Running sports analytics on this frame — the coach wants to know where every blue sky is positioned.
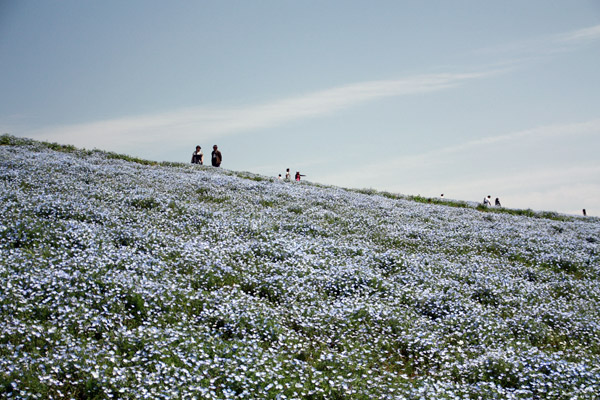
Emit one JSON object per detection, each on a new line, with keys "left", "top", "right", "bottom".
{"left": 1, "top": 1, "right": 600, "bottom": 216}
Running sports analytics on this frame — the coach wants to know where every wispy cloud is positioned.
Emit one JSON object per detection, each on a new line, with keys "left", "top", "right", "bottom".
{"left": 25, "top": 70, "right": 502, "bottom": 153}
{"left": 443, "top": 163, "right": 600, "bottom": 194}
{"left": 556, "top": 24, "right": 600, "bottom": 43}
{"left": 477, "top": 23, "right": 600, "bottom": 59}
{"left": 319, "top": 119, "right": 600, "bottom": 186}
{"left": 417, "top": 118, "right": 600, "bottom": 160}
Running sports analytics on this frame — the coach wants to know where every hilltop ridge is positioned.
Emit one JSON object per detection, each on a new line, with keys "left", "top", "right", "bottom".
{"left": 2, "top": 134, "right": 591, "bottom": 222}
{"left": 1, "top": 135, "right": 600, "bottom": 399}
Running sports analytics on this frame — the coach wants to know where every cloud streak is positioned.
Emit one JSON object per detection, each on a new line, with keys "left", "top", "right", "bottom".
{"left": 319, "top": 119, "right": 600, "bottom": 185}
{"left": 417, "top": 118, "right": 600, "bottom": 160}
{"left": 26, "top": 70, "right": 502, "bottom": 153}
{"left": 476, "top": 23, "right": 600, "bottom": 60}
{"left": 556, "top": 24, "right": 600, "bottom": 43}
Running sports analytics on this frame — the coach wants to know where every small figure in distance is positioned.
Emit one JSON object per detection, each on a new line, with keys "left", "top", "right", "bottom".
{"left": 483, "top": 195, "right": 492, "bottom": 206}
{"left": 295, "top": 171, "right": 306, "bottom": 181}
{"left": 583, "top": 209, "right": 587, "bottom": 217}
{"left": 211, "top": 145, "right": 222, "bottom": 167}
{"left": 495, "top": 197, "right": 501, "bottom": 207}
{"left": 191, "top": 145, "right": 203, "bottom": 165}
{"left": 285, "top": 168, "right": 291, "bottom": 181}
{"left": 278, "top": 174, "right": 282, "bottom": 180}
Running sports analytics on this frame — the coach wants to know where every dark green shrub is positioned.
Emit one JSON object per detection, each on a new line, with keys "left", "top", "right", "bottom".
{"left": 129, "top": 197, "right": 161, "bottom": 210}
{"left": 471, "top": 287, "right": 499, "bottom": 307}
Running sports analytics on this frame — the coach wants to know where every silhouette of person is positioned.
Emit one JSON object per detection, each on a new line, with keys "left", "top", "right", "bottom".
{"left": 483, "top": 195, "right": 492, "bottom": 206}
{"left": 191, "top": 145, "right": 203, "bottom": 165}
{"left": 583, "top": 209, "right": 587, "bottom": 217}
{"left": 495, "top": 198, "right": 501, "bottom": 207}
{"left": 211, "top": 145, "right": 222, "bottom": 167}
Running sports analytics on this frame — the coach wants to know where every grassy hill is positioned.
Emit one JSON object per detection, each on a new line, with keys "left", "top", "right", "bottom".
{"left": 1, "top": 135, "right": 599, "bottom": 399}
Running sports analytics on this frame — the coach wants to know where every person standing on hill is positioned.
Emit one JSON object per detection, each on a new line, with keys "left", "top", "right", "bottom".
{"left": 495, "top": 198, "right": 501, "bottom": 207}
{"left": 191, "top": 145, "right": 203, "bottom": 165}
{"left": 211, "top": 145, "right": 222, "bottom": 167}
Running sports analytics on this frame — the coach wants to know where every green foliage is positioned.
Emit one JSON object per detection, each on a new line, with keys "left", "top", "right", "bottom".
{"left": 1, "top": 134, "right": 78, "bottom": 153}
{"left": 129, "top": 196, "right": 161, "bottom": 210}
{"left": 105, "top": 152, "right": 158, "bottom": 166}
{"left": 191, "top": 268, "right": 240, "bottom": 291}
{"left": 471, "top": 287, "right": 499, "bottom": 307}
{"left": 1, "top": 134, "right": 16, "bottom": 145}
{"left": 259, "top": 199, "right": 276, "bottom": 207}
{"left": 374, "top": 255, "right": 408, "bottom": 278}
{"left": 0, "top": 134, "right": 30, "bottom": 146}
{"left": 288, "top": 206, "right": 303, "bottom": 214}
{"left": 477, "top": 205, "right": 574, "bottom": 222}
{"left": 196, "top": 187, "right": 229, "bottom": 204}
{"left": 167, "top": 200, "right": 186, "bottom": 216}
{"left": 43, "top": 141, "right": 77, "bottom": 153}
{"left": 123, "top": 292, "right": 148, "bottom": 327}
{"left": 245, "top": 175, "right": 266, "bottom": 182}
{"left": 159, "top": 161, "right": 186, "bottom": 168}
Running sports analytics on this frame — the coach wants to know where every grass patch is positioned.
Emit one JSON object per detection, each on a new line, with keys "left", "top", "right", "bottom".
{"left": 105, "top": 152, "right": 159, "bottom": 166}
{"left": 196, "top": 187, "right": 229, "bottom": 204}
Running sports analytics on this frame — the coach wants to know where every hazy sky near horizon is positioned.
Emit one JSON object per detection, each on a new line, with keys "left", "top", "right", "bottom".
{"left": 1, "top": 1, "right": 600, "bottom": 216}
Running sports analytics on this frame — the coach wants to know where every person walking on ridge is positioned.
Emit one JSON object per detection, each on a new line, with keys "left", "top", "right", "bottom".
{"left": 211, "top": 145, "right": 222, "bottom": 167}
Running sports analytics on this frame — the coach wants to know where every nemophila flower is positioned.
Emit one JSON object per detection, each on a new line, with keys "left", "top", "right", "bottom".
{"left": 1, "top": 140, "right": 600, "bottom": 399}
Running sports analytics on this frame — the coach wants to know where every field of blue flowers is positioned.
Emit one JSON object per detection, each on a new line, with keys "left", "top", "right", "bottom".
{"left": 1, "top": 136, "right": 599, "bottom": 399}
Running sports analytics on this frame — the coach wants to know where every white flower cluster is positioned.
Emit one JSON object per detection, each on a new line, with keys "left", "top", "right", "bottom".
{"left": 1, "top": 139, "right": 599, "bottom": 399}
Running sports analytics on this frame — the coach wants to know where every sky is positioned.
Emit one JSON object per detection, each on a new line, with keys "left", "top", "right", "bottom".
{"left": 1, "top": 1, "right": 600, "bottom": 216}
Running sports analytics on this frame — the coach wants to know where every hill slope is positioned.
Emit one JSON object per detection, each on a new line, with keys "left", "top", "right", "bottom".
{"left": 1, "top": 136, "right": 600, "bottom": 399}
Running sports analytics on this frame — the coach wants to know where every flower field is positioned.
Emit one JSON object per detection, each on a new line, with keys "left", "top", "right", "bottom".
{"left": 1, "top": 136, "right": 599, "bottom": 399}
